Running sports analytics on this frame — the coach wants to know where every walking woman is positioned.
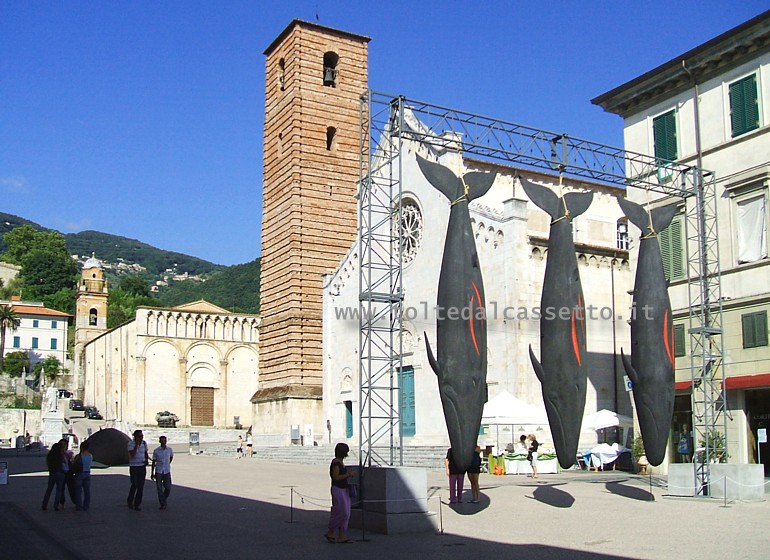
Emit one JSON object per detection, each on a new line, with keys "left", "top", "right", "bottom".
{"left": 41, "top": 442, "right": 66, "bottom": 511}
{"left": 325, "top": 443, "right": 355, "bottom": 544}
{"left": 445, "top": 447, "right": 466, "bottom": 503}
{"left": 527, "top": 434, "right": 540, "bottom": 478}
{"left": 74, "top": 440, "right": 93, "bottom": 511}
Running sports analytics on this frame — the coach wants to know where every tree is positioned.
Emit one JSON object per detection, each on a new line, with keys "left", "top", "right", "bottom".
{"left": 119, "top": 275, "right": 151, "bottom": 297}
{"left": 2, "top": 225, "right": 38, "bottom": 265}
{"left": 4, "top": 350, "right": 30, "bottom": 377}
{"left": 42, "top": 288, "right": 76, "bottom": 315}
{"left": 107, "top": 289, "right": 157, "bottom": 329}
{"left": 19, "top": 250, "right": 79, "bottom": 299}
{"left": 34, "top": 355, "right": 62, "bottom": 385}
{"left": 0, "top": 304, "right": 21, "bottom": 371}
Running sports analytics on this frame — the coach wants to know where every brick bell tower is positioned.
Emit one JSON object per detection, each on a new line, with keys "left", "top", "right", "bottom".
{"left": 73, "top": 254, "right": 109, "bottom": 398}
{"left": 254, "top": 21, "right": 369, "bottom": 443}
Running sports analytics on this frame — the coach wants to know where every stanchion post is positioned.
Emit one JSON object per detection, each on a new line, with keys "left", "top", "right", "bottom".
{"left": 283, "top": 486, "right": 297, "bottom": 523}
{"left": 438, "top": 495, "right": 444, "bottom": 534}
{"left": 648, "top": 472, "right": 653, "bottom": 501}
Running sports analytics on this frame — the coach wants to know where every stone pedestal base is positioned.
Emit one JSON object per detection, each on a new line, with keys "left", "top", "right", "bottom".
{"left": 349, "top": 466, "right": 438, "bottom": 535}
{"left": 41, "top": 415, "right": 65, "bottom": 448}
{"left": 667, "top": 464, "right": 696, "bottom": 496}
{"left": 668, "top": 463, "right": 766, "bottom": 502}
{"left": 709, "top": 464, "right": 765, "bottom": 502}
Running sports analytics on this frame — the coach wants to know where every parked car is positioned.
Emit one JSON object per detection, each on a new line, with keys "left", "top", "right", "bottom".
{"left": 156, "top": 410, "right": 179, "bottom": 428}
{"left": 58, "top": 389, "right": 73, "bottom": 398}
{"left": 69, "top": 399, "right": 85, "bottom": 411}
{"left": 84, "top": 406, "right": 103, "bottom": 420}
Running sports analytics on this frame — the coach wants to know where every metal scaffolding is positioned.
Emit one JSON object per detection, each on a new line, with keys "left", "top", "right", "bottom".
{"left": 357, "top": 91, "right": 723, "bottom": 488}
{"left": 684, "top": 170, "right": 727, "bottom": 495}
{"left": 358, "top": 93, "right": 405, "bottom": 468}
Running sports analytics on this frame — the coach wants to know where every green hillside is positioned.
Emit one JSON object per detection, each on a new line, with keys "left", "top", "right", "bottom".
{"left": 0, "top": 211, "right": 260, "bottom": 314}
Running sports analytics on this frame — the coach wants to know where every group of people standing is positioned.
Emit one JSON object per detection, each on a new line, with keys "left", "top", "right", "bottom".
{"left": 236, "top": 433, "right": 253, "bottom": 458}
{"left": 445, "top": 434, "right": 541, "bottom": 503}
{"left": 41, "top": 438, "right": 92, "bottom": 511}
{"left": 127, "top": 430, "right": 174, "bottom": 511}
{"left": 445, "top": 446, "right": 482, "bottom": 504}
{"left": 42, "top": 429, "right": 174, "bottom": 513}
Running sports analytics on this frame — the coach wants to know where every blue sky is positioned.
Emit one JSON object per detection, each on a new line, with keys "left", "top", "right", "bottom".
{"left": 2, "top": 1, "right": 768, "bottom": 266}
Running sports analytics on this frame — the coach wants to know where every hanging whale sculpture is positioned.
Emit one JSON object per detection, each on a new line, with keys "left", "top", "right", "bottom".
{"left": 520, "top": 177, "right": 593, "bottom": 469}
{"left": 616, "top": 197, "right": 678, "bottom": 466}
{"left": 417, "top": 155, "right": 496, "bottom": 473}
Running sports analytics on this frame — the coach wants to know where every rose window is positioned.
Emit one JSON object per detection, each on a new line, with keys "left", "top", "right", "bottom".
{"left": 394, "top": 199, "right": 423, "bottom": 265}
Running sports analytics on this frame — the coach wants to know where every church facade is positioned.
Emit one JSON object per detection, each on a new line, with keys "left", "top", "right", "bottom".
{"left": 321, "top": 130, "right": 633, "bottom": 449}
{"left": 77, "top": 258, "right": 260, "bottom": 428}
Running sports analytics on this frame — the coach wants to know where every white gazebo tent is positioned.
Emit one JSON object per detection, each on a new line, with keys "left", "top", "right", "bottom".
{"left": 582, "top": 409, "right": 634, "bottom": 447}
{"left": 480, "top": 390, "right": 550, "bottom": 450}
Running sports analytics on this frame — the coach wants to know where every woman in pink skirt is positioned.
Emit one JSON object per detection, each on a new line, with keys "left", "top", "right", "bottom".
{"left": 325, "top": 443, "right": 355, "bottom": 543}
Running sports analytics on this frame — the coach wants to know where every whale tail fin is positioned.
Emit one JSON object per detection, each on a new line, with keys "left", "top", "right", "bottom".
{"left": 563, "top": 191, "right": 593, "bottom": 219}
{"left": 417, "top": 155, "right": 496, "bottom": 202}
{"left": 617, "top": 197, "right": 678, "bottom": 237}
{"left": 424, "top": 332, "right": 440, "bottom": 376}
{"left": 417, "top": 155, "right": 459, "bottom": 201}
{"left": 464, "top": 171, "right": 497, "bottom": 202}
{"left": 521, "top": 177, "right": 593, "bottom": 220}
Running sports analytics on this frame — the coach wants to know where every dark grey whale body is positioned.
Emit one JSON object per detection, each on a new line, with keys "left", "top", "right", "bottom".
{"left": 417, "top": 155, "right": 496, "bottom": 473}
{"left": 521, "top": 178, "right": 593, "bottom": 469}
{"left": 617, "top": 197, "right": 678, "bottom": 466}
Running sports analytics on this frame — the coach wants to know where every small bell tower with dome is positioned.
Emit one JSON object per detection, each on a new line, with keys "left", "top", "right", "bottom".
{"left": 73, "top": 254, "right": 109, "bottom": 397}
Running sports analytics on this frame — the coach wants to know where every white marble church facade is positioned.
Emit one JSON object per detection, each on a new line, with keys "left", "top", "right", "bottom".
{"left": 322, "top": 127, "right": 633, "bottom": 449}
{"left": 83, "top": 300, "right": 259, "bottom": 428}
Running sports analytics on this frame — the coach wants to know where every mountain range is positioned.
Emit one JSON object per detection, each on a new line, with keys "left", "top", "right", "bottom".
{"left": 0, "top": 211, "right": 260, "bottom": 314}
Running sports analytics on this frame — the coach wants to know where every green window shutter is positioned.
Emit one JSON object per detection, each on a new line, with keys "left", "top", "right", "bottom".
{"left": 669, "top": 219, "right": 683, "bottom": 279}
{"left": 659, "top": 225, "right": 672, "bottom": 281}
{"left": 653, "top": 110, "right": 678, "bottom": 162}
{"left": 756, "top": 311, "right": 768, "bottom": 347}
{"left": 742, "top": 311, "right": 769, "bottom": 348}
{"left": 674, "top": 324, "right": 686, "bottom": 357}
{"left": 659, "top": 217, "right": 683, "bottom": 281}
{"left": 730, "top": 74, "right": 760, "bottom": 138}
{"left": 742, "top": 313, "right": 756, "bottom": 348}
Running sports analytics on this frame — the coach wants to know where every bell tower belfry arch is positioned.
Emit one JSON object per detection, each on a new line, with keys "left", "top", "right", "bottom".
{"left": 254, "top": 20, "right": 369, "bottom": 441}
{"left": 73, "top": 254, "right": 109, "bottom": 397}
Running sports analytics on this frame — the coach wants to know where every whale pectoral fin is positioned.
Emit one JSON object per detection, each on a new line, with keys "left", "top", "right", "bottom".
{"left": 651, "top": 204, "right": 678, "bottom": 234}
{"left": 520, "top": 177, "right": 560, "bottom": 218}
{"left": 620, "top": 348, "right": 640, "bottom": 386}
{"left": 424, "top": 332, "right": 440, "bottom": 376}
{"left": 528, "top": 345, "right": 545, "bottom": 384}
{"left": 563, "top": 191, "right": 594, "bottom": 218}
{"left": 416, "top": 155, "right": 459, "bottom": 201}
{"left": 464, "top": 171, "right": 497, "bottom": 201}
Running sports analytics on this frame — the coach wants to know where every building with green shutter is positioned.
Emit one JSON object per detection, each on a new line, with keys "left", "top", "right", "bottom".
{"left": 593, "top": 10, "right": 770, "bottom": 476}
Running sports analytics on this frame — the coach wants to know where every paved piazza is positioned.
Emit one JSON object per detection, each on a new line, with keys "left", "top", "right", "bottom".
{"left": 0, "top": 451, "right": 766, "bottom": 559}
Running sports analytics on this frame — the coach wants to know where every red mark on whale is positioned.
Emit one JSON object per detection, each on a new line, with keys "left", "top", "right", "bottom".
{"left": 468, "top": 281, "right": 484, "bottom": 356}
{"left": 662, "top": 310, "right": 674, "bottom": 366}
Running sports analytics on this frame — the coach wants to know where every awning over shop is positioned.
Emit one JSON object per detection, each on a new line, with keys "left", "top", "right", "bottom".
{"left": 675, "top": 380, "right": 692, "bottom": 391}
{"left": 724, "top": 373, "right": 770, "bottom": 390}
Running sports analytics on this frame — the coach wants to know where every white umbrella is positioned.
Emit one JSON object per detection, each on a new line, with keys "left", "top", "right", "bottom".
{"left": 582, "top": 409, "right": 633, "bottom": 431}
{"left": 481, "top": 390, "right": 549, "bottom": 449}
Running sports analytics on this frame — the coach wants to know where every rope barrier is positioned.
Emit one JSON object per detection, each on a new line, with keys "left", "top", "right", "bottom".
{"left": 288, "top": 488, "right": 445, "bottom": 535}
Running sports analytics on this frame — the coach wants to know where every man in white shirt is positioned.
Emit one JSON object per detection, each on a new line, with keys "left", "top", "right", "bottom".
{"left": 151, "top": 435, "right": 174, "bottom": 510}
{"left": 127, "top": 430, "right": 149, "bottom": 511}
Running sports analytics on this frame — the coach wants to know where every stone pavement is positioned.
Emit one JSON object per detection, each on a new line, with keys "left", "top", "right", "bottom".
{"left": 0, "top": 451, "right": 767, "bottom": 560}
